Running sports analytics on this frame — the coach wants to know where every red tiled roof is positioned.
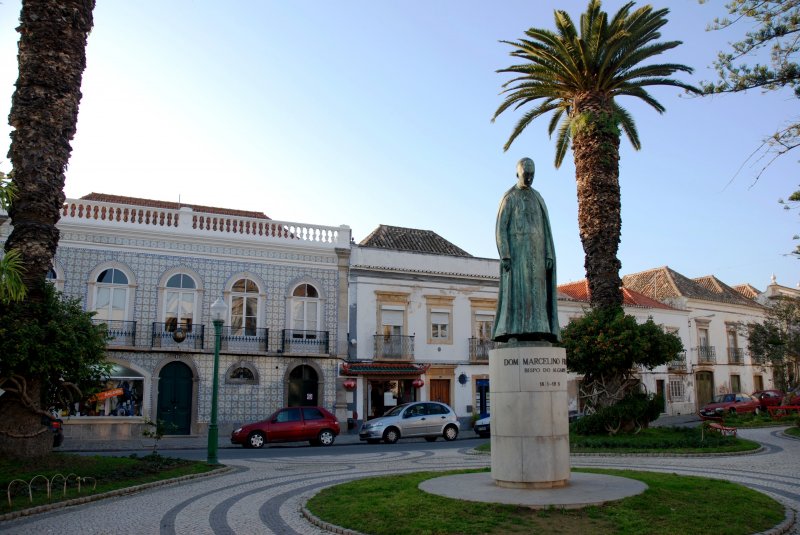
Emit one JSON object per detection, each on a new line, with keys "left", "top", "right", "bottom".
{"left": 341, "top": 363, "right": 430, "bottom": 376}
{"left": 732, "top": 283, "right": 761, "bottom": 300}
{"left": 80, "top": 193, "right": 270, "bottom": 220}
{"left": 557, "top": 279, "right": 677, "bottom": 310}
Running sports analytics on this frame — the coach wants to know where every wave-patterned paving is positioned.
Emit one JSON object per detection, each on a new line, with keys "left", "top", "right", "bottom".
{"left": 0, "top": 428, "right": 797, "bottom": 534}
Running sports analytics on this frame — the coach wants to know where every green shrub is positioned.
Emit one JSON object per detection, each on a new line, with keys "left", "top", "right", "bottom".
{"left": 572, "top": 392, "right": 664, "bottom": 435}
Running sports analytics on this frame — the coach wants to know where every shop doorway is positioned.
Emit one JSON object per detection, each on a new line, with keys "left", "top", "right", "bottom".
{"left": 430, "top": 379, "right": 450, "bottom": 406}
{"left": 157, "top": 361, "right": 193, "bottom": 435}
{"left": 288, "top": 365, "right": 319, "bottom": 407}
{"left": 696, "top": 371, "right": 714, "bottom": 409}
{"left": 366, "top": 379, "right": 417, "bottom": 419}
{"left": 475, "top": 379, "right": 490, "bottom": 418}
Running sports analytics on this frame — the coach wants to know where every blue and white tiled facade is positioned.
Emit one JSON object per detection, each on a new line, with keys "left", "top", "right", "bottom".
{"left": 1, "top": 197, "right": 351, "bottom": 448}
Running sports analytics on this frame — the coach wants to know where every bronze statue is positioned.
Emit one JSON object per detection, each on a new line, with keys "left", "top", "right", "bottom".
{"left": 492, "top": 157, "right": 560, "bottom": 343}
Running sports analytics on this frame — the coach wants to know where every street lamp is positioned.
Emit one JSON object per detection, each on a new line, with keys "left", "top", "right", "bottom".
{"left": 207, "top": 297, "right": 226, "bottom": 465}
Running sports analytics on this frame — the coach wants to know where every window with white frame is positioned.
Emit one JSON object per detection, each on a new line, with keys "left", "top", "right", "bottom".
{"left": 94, "top": 268, "right": 130, "bottom": 322}
{"left": 425, "top": 295, "right": 454, "bottom": 344}
{"left": 291, "top": 283, "right": 319, "bottom": 339}
{"left": 430, "top": 310, "right": 450, "bottom": 341}
{"left": 164, "top": 273, "right": 197, "bottom": 331}
{"left": 668, "top": 377, "right": 685, "bottom": 401}
{"left": 381, "top": 308, "right": 404, "bottom": 337}
{"left": 475, "top": 312, "right": 494, "bottom": 341}
{"left": 231, "top": 278, "right": 259, "bottom": 336}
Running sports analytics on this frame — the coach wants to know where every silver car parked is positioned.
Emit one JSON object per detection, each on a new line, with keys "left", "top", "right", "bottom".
{"left": 359, "top": 401, "right": 460, "bottom": 444}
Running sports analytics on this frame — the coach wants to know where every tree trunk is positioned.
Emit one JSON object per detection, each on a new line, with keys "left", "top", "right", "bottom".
{"left": 570, "top": 94, "right": 623, "bottom": 311}
{"left": 0, "top": 379, "right": 52, "bottom": 458}
{"left": 1, "top": 0, "right": 95, "bottom": 458}
{"left": 4, "top": 0, "right": 95, "bottom": 301}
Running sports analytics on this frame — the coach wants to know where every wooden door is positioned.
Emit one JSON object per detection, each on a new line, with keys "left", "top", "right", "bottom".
{"left": 696, "top": 371, "right": 714, "bottom": 409}
{"left": 157, "top": 361, "right": 193, "bottom": 435}
{"left": 430, "top": 379, "right": 450, "bottom": 405}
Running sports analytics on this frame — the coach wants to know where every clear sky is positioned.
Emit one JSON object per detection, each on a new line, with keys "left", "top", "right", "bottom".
{"left": 0, "top": 1, "right": 797, "bottom": 291}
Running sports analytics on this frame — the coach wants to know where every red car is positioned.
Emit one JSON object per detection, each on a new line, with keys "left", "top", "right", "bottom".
{"left": 699, "top": 393, "right": 761, "bottom": 417}
{"left": 752, "top": 390, "right": 784, "bottom": 411}
{"left": 231, "top": 406, "right": 340, "bottom": 448}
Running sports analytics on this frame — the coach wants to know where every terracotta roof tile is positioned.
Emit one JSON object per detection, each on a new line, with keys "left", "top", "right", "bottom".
{"left": 80, "top": 193, "right": 270, "bottom": 219}
{"left": 622, "top": 266, "right": 762, "bottom": 307}
{"left": 557, "top": 279, "right": 677, "bottom": 310}
{"left": 733, "top": 283, "right": 761, "bottom": 300}
{"left": 359, "top": 225, "right": 472, "bottom": 257}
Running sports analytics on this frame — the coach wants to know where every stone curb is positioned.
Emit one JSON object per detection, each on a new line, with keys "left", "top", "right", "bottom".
{"left": 754, "top": 507, "right": 797, "bottom": 535}
{"left": 0, "top": 465, "right": 233, "bottom": 523}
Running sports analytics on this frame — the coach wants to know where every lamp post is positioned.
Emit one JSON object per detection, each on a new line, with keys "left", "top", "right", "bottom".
{"left": 208, "top": 297, "right": 226, "bottom": 465}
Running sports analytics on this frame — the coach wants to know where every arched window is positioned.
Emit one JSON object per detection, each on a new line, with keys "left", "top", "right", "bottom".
{"left": 165, "top": 273, "right": 197, "bottom": 331}
{"left": 231, "top": 278, "right": 259, "bottom": 336}
{"left": 94, "top": 268, "right": 130, "bottom": 321}
{"left": 225, "top": 362, "right": 259, "bottom": 385}
{"left": 291, "top": 283, "right": 320, "bottom": 338}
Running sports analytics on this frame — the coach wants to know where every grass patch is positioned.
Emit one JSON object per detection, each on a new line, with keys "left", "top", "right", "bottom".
{"left": 0, "top": 453, "right": 219, "bottom": 514}
{"left": 569, "top": 427, "right": 759, "bottom": 453}
{"left": 786, "top": 426, "right": 800, "bottom": 438}
{"left": 474, "top": 427, "right": 759, "bottom": 454}
{"left": 307, "top": 468, "right": 784, "bottom": 535}
{"left": 719, "top": 411, "right": 791, "bottom": 428}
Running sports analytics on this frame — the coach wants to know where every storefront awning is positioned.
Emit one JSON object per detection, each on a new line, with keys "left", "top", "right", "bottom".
{"left": 341, "top": 362, "right": 430, "bottom": 376}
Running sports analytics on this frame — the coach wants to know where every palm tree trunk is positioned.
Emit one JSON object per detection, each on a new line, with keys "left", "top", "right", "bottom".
{"left": 4, "top": 0, "right": 95, "bottom": 298}
{"left": 571, "top": 96, "right": 623, "bottom": 311}
{"left": 1, "top": 0, "right": 95, "bottom": 457}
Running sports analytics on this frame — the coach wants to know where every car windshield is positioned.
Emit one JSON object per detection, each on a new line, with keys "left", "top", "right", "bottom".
{"left": 383, "top": 404, "right": 409, "bottom": 417}
{"left": 711, "top": 395, "right": 729, "bottom": 403}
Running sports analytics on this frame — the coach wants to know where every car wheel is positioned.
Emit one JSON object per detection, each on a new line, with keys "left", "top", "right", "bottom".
{"left": 318, "top": 429, "right": 335, "bottom": 446}
{"left": 248, "top": 431, "right": 266, "bottom": 449}
{"left": 729, "top": 408, "right": 737, "bottom": 415}
{"left": 383, "top": 427, "right": 400, "bottom": 444}
{"left": 424, "top": 436, "right": 437, "bottom": 442}
{"left": 443, "top": 425, "right": 458, "bottom": 441}
{"left": 754, "top": 407, "right": 761, "bottom": 415}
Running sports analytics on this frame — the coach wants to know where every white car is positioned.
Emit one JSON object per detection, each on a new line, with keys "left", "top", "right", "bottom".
{"left": 474, "top": 415, "right": 490, "bottom": 438}
{"left": 359, "top": 401, "right": 460, "bottom": 444}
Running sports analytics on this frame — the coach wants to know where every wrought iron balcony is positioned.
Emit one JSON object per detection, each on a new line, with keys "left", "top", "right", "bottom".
{"left": 151, "top": 322, "right": 205, "bottom": 350}
{"left": 281, "top": 329, "right": 330, "bottom": 354}
{"left": 373, "top": 334, "right": 414, "bottom": 360}
{"left": 667, "top": 350, "right": 687, "bottom": 373}
{"left": 696, "top": 345, "right": 716, "bottom": 365}
{"left": 469, "top": 338, "right": 495, "bottom": 362}
{"left": 219, "top": 327, "right": 268, "bottom": 353}
{"left": 92, "top": 320, "right": 137, "bottom": 347}
{"left": 727, "top": 347, "right": 746, "bottom": 365}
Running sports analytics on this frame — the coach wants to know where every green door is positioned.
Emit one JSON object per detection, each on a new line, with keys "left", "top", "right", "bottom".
{"left": 696, "top": 371, "right": 714, "bottom": 410}
{"left": 288, "top": 365, "right": 318, "bottom": 407}
{"left": 157, "top": 361, "right": 193, "bottom": 435}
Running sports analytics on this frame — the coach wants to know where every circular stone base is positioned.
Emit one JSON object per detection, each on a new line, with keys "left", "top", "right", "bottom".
{"left": 419, "top": 472, "right": 647, "bottom": 509}
{"left": 495, "top": 478, "right": 568, "bottom": 489}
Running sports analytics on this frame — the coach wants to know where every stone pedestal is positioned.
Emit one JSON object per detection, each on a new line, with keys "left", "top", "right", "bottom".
{"left": 489, "top": 344, "right": 569, "bottom": 489}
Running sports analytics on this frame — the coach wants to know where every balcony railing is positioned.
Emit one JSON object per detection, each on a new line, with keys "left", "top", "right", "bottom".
{"left": 374, "top": 334, "right": 414, "bottom": 360}
{"left": 220, "top": 327, "right": 268, "bottom": 353}
{"left": 281, "top": 329, "right": 330, "bottom": 354}
{"left": 752, "top": 354, "right": 767, "bottom": 365}
{"left": 151, "top": 322, "right": 205, "bottom": 350}
{"left": 469, "top": 338, "right": 495, "bottom": 362}
{"left": 696, "top": 345, "right": 716, "bottom": 365}
{"left": 667, "top": 350, "right": 687, "bottom": 373}
{"left": 727, "top": 347, "right": 746, "bottom": 365}
{"left": 92, "top": 319, "right": 137, "bottom": 346}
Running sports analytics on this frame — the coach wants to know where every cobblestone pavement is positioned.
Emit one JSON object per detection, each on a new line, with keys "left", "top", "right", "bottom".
{"left": 1, "top": 427, "right": 797, "bottom": 534}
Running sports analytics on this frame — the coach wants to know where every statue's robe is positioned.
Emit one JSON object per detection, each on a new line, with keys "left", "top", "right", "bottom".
{"left": 492, "top": 185, "right": 560, "bottom": 343}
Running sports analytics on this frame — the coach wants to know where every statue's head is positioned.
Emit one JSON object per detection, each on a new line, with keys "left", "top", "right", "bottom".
{"left": 516, "top": 158, "right": 534, "bottom": 188}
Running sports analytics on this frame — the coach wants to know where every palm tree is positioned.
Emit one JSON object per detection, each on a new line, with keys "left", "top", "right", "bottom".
{"left": 0, "top": 173, "right": 26, "bottom": 304}
{"left": 1, "top": 0, "right": 95, "bottom": 458}
{"left": 493, "top": 0, "right": 697, "bottom": 310}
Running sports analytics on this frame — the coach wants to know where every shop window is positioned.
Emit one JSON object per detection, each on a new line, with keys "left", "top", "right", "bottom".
{"left": 70, "top": 364, "right": 144, "bottom": 417}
